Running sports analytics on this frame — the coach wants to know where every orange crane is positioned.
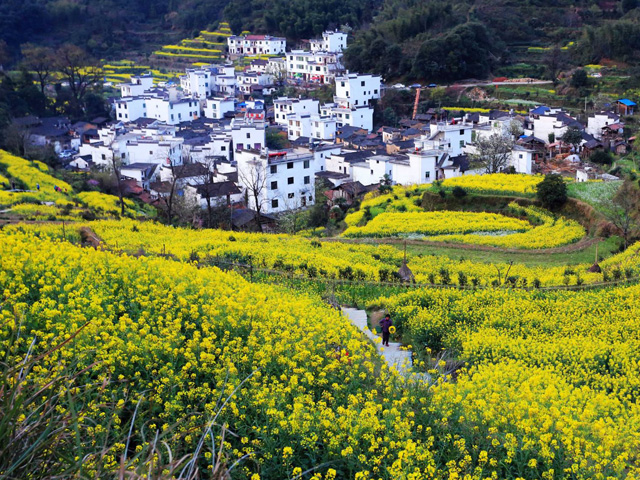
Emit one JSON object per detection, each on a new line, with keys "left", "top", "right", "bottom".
{"left": 412, "top": 87, "right": 421, "bottom": 120}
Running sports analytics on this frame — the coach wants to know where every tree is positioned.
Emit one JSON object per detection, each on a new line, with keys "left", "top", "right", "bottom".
{"left": 0, "top": 40, "right": 10, "bottom": 70}
{"left": 21, "top": 44, "right": 55, "bottom": 96}
{"left": 108, "top": 143, "right": 127, "bottom": 217}
{"left": 54, "top": 44, "right": 102, "bottom": 108}
{"left": 192, "top": 156, "right": 235, "bottom": 229}
{"left": 471, "top": 133, "right": 514, "bottom": 174}
{"left": 1, "top": 122, "right": 31, "bottom": 157}
{"left": 571, "top": 69, "right": 588, "bottom": 89}
{"left": 507, "top": 119, "right": 524, "bottom": 139}
{"left": 266, "top": 128, "right": 288, "bottom": 149}
{"left": 536, "top": 173, "right": 567, "bottom": 210}
{"left": 543, "top": 45, "right": 566, "bottom": 85}
{"left": 603, "top": 180, "right": 640, "bottom": 248}
{"left": 590, "top": 150, "right": 614, "bottom": 165}
{"left": 237, "top": 157, "right": 268, "bottom": 232}
{"left": 382, "top": 107, "right": 397, "bottom": 127}
{"left": 561, "top": 126, "right": 583, "bottom": 153}
{"left": 379, "top": 173, "right": 392, "bottom": 193}
{"left": 623, "top": 0, "right": 638, "bottom": 13}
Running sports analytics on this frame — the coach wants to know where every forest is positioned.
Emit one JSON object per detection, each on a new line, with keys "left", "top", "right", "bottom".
{"left": 3, "top": 0, "right": 640, "bottom": 82}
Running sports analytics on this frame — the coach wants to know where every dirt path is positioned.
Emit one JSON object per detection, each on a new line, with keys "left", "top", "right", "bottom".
{"left": 342, "top": 307, "right": 418, "bottom": 376}
{"left": 323, "top": 236, "right": 601, "bottom": 255}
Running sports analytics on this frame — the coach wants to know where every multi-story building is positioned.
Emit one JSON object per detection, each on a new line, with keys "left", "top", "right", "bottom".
{"left": 203, "top": 97, "right": 236, "bottom": 120}
{"left": 320, "top": 104, "right": 374, "bottom": 132}
{"left": 236, "top": 71, "right": 274, "bottom": 95}
{"left": 286, "top": 50, "right": 343, "bottom": 84}
{"left": 119, "top": 74, "right": 154, "bottom": 98}
{"left": 231, "top": 118, "right": 266, "bottom": 152}
{"left": 273, "top": 97, "right": 320, "bottom": 125}
{"left": 309, "top": 31, "right": 348, "bottom": 53}
{"left": 228, "top": 35, "right": 286, "bottom": 55}
{"left": 334, "top": 73, "right": 381, "bottom": 108}
{"left": 115, "top": 89, "right": 200, "bottom": 125}
{"left": 286, "top": 114, "right": 336, "bottom": 141}
{"left": 236, "top": 148, "right": 316, "bottom": 213}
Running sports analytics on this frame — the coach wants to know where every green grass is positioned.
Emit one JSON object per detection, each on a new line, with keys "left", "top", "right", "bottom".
{"left": 567, "top": 181, "right": 622, "bottom": 209}
{"left": 397, "top": 235, "right": 622, "bottom": 268}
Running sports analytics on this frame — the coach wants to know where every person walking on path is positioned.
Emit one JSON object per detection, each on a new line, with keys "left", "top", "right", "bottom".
{"left": 380, "top": 314, "right": 393, "bottom": 347}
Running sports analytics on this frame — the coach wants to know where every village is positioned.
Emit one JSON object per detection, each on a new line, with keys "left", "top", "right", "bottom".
{"left": 8, "top": 30, "right": 633, "bottom": 227}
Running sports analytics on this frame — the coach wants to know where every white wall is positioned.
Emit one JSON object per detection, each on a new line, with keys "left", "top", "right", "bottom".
{"left": 335, "top": 74, "right": 381, "bottom": 108}
{"left": 274, "top": 98, "right": 320, "bottom": 125}
{"left": 203, "top": 98, "right": 235, "bottom": 120}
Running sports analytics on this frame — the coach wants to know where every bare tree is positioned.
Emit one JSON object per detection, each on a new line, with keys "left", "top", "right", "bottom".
{"left": 107, "top": 143, "right": 127, "bottom": 217}
{"left": 471, "top": 133, "right": 514, "bottom": 174}
{"left": 1, "top": 123, "right": 32, "bottom": 157}
{"left": 277, "top": 196, "right": 306, "bottom": 234}
{"left": 543, "top": 45, "right": 566, "bottom": 86}
{"left": 193, "top": 156, "right": 235, "bottom": 228}
{"left": 0, "top": 40, "right": 10, "bottom": 71}
{"left": 237, "top": 157, "right": 268, "bottom": 232}
{"left": 54, "top": 44, "right": 103, "bottom": 106}
{"left": 21, "top": 44, "right": 55, "bottom": 96}
{"left": 603, "top": 180, "right": 640, "bottom": 249}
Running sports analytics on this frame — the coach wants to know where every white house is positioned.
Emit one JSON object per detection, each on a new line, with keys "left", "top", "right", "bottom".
{"left": 428, "top": 122, "right": 473, "bottom": 157}
{"left": 228, "top": 35, "right": 286, "bottom": 55}
{"left": 120, "top": 163, "right": 158, "bottom": 188}
{"left": 320, "top": 104, "right": 374, "bottom": 132}
{"left": 231, "top": 119, "right": 266, "bottom": 152}
{"left": 115, "top": 89, "right": 200, "bottom": 125}
{"left": 510, "top": 146, "right": 534, "bottom": 174}
{"left": 334, "top": 73, "right": 381, "bottom": 108}
{"left": 530, "top": 111, "right": 582, "bottom": 143}
{"left": 236, "top": 72, "right": 274, "bottom": 95}
{"left": 586, "top": 111, "right": 621, "bottom": 140}
{"left": 203, "top": 97, "right": 235, "bottom": 120}
{"left": 120, "top": 74, "right": 154, "bottom": 97}
{"left": 286, "top": 114, "right": 337, "bottom": 141}
{"left": 310, "top": 31, "right": 348, "bottom": 53}
{"left": 286, "top": 50, "right": 343, "bottom": 84}
{"left": 273, "top": 97, "right": 320, "bottom": 125}
{"left": 236, "top": 149, "right": 316, "bottom": 213}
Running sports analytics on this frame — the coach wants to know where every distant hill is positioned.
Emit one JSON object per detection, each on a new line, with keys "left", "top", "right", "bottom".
{"left": 3, "top": 0, "right": 640, "bottom": 83}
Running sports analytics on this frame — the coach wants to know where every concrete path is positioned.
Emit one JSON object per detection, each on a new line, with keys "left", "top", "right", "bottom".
{"left": 342, "top": 307, "right": 413, "bottom": 375}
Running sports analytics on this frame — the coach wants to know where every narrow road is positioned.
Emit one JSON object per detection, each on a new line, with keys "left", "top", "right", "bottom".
{"left": 342, "top": 307, "right": 413, "bottom": 375}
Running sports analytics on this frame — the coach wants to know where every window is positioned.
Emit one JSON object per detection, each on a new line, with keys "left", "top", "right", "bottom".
{"left": 370, "top": 169, "right": 373, "bottom": 175}
{"left": 272, "top": 199, "right": 279, "bottom": 208}
{"left": 303, "top": 160, "right": 310, "bottom": 168}
{"left": 101, "top": 154, "right": 106, "bottom": 160}
{"left": 288, "top": 193, "right": 294, "bottom": 199}
{"left": 271, "top": 181, "right": 278, "bottom": 190}
{"left": 270, "top": 165, "right": 277, "bottom": 174}
{"left": 288, "top": 177, "right": 294, "bottom": 184}
{"left": 178, "top": 113, "right": 182, "bottom": 119}
{"left": 171, "top": 114, "right": 174, "bottom": 120}
{"left": 460, "top": 129, "right": 465, "bottom": 135}
{"left": 309, "top": 195, "right": 313, "bottom": 201}
{"left": 425, "top": 171, "right": 430, "bottom": 179}
{"left": 374, "top": 89, "right": 378, "bottom": 94}
{"left": 519, "top": 154, "right": 523, "bottom": 159}
{"left": 361, "top": 80, "right": 365, "bottom": 86}
{"left": 459, "top": 140, "right": 464, "bottom": 148}
{"left": 121, "top": 153, "right": 125, "bottom": 159}
{"left": 287, "top": 162, "right": 293, "bottom": 169}
{"left": 149, "top": 151, "right": 153, "bottom": 155}
{"left": 304, "top": 176, "right": 310, "bottom": 184}
{"left": 221, "top": 146, "right": 226, "bottom": 151}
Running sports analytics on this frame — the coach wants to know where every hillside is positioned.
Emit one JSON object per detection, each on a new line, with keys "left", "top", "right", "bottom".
{"left": 4, "top": 0, "right": 640, "bottom": 77}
